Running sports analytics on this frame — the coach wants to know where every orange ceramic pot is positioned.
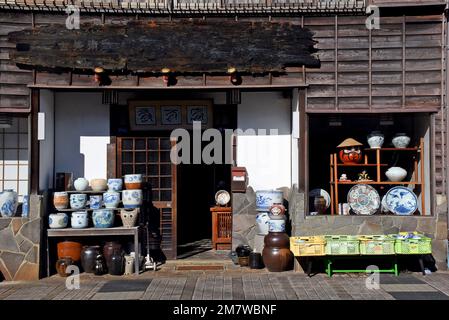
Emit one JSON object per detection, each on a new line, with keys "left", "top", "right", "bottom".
{"left": 125, "top": 182, "right": 142, "bottom": 190}
{"left": 53, "top": 192, "right": 69, "bottom": 210}
{"left": 57, "top": 241, "right": 82, "bottom": 262}
{"left": 338, "top": 147, "right": 362, "bottom": 164}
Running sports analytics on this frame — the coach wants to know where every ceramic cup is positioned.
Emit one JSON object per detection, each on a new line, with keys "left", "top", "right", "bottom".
{"left": 70, "top": 193, "right": 87, "bottom": 209}
{"left": 107, "top": 179, "right": 123, "bottom": 192}
{"left": 89, "top": 195, "right": 102, "bottom": 209}
{"left": 122, "top": 189, "right": 143, "bottom": 209}
{"left": 103, "top": 191, "right": 120, "bottom": 209}
{"left": 71, "top": 211, "right": 88, "bottom": 229}
{"left": 49, "top": 213, "right": 69, "bottom": 229}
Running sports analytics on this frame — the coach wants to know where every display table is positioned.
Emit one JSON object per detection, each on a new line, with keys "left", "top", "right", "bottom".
{"left": 47, "top": 227, "right": 140, "bottom": 276}
{"left": 324, "top": 255, "right": 399, "bottom": 277}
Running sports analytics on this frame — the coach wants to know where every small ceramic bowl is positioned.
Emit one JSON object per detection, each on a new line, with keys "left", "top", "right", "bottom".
{"left": 49, "top": 213, "right": 69, "bottom": 229}
{"left": 90, "top": 179, "right": 107, "bottom": 192}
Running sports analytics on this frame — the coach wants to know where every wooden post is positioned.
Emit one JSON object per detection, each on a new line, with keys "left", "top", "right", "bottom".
{"left": 420, "top": 138, "right": 426, "bottom": 215}
{"left": 29, "top": 89, "right": 40, "bottom": 195}
{"left": 333, "top": 153, "right": 339, "bottom": 215}
{"left": 376, "top": 149, "right": 381, "bottom": 182}
{"left": 330, "top": 154, "right": 334, "bottom": 215}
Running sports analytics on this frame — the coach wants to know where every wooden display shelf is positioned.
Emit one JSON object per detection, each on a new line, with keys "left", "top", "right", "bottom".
{"left": 329, "top": 137, "right": 425, "bottom": 216}
{"left": 56, "top": 207, "right": 124, "bottom": 212}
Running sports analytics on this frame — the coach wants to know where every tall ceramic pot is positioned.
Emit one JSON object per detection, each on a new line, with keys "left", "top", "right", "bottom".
{"left": 81, "top": 245, "right": 101, "bottom": 273}
{"left": 108, "top": 249, "right": 125, "bottom": 276}
{"left": 103, "top": 241, "right": 122, "bottom": 270}
{"left": 262, "top": 232, "right": 293, "bottom": 272}
{"left": 0, "top": 189, "right": 18, "bottom": 217}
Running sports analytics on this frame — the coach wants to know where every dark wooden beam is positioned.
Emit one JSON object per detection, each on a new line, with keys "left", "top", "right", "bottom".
{"left": 8, "top": 20, "right": 320, "bottom": 74}
{"left": 30, "top": 89, "right": 39, "bottom": 195}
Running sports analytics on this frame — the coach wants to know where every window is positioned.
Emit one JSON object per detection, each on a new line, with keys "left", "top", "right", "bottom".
{"left": 0, "top": 117, "right": 29, "bottom": 202}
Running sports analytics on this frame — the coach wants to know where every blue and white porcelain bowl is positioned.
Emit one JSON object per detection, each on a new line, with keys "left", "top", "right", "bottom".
{"left": 0, "top": 189, "right": 18, "bottom": 217}
{"left": 385, "top": 186, "right": 418, "bottom": 216}
{"left": 92, "top": 209, "right": 115, "bottom": 228}
{"left": 103, "top": 191, "right": 120, "bottom": 209}
{"left": 49, "top": 213, "right": 68, "bottom": 229}
{"left": 122, "top": 190, "right": 143, "bottom": 208}
{"left": 255, "top": 190, "right": 283, "bottom": 211}
{"left": 89, "top": 195, "right": 102, "bottom": 209}
{"left": 71, "top": 211, "right": 88, "bottom": 229}
{"left": 367, "top": 131, "right": 384, "bottom": 149}
{"left": 268, "top": 219, "right": 286, "bottom": 233}
{"left": 70, "top": 193, "right": 87, "bottom": 209}
{"left": 392, "top": 133, "right": 411, "bottom": 148}
{"left": 107, "top": 179, "right": 123, "bottom": 192}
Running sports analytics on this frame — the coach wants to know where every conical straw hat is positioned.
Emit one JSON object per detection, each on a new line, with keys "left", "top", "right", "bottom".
{"left": 337, "top": 138, "right": 363, "bottom": 148}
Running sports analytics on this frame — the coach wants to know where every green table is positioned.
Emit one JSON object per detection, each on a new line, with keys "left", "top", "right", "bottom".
{"left": 324, "top": 255, "right": 399, "bottom": 277}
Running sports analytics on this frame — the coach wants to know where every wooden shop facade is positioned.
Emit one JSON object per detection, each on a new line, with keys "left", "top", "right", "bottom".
{"left": 0, "top": 0, "right": 448, "bottom": 280}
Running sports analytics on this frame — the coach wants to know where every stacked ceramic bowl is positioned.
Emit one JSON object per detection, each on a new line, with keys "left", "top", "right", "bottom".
{"left": 122, "top": 174, "right": 143, "bottom": 209}
{"left": 255, "top": 190, "right": 286, "bottom": 234}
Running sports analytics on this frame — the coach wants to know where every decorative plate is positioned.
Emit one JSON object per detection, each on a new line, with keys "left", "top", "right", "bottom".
{"left": 215, "top": 190, "right": 230, "bottom": 206}
{"left": 347, "top": 184, "right": 380, "bottom": 215}
{"left": 309, "top": 189, "right": 331, "bottom": 209}
{"left": 385, "top": 187, "right": 418, "bottom": 216}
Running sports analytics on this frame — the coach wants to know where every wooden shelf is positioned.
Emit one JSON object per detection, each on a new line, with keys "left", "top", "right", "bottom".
{"left": 364, "top": 147, "right": 419, "bottom": 151}
{"left": 336, "top": 163, "right": 388, "bottom": 167}
{"left": 331, "top": 181, "right": 421, "bottom": 185}
{"left": 56, "top": 207, "right": 124, "bottom": 212}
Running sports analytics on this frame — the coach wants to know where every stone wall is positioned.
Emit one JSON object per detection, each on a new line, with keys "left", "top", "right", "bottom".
{"left": 289, "top": 188, "right": 448, "bottom": 270}
{"left": 0, "top": 195, "right": 43, "bottom": 281}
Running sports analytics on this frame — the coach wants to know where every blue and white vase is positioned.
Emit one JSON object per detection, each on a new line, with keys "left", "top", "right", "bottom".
{"left": 21, "top": 195, "right": 29, "bottom": 218}
{"left": 89, "top": 195, "right": 102, "bottom": 209}
{"left": 103, "top": 191, "right": 120, "bottom": 209}
{"left": 0, "top": 189, "right": 18, "bottom": 217}
{"left": 71, "top": 211, "right": 88, "bottom": 229}
{"left": 122, "top": 190, "right": 143, "bottom": 209}
{"left": 70, "top": 194, "right": 87, "bottom": 209}
{"left": 107, "top": 179, "right": 123, "bottom": 192}
{"left": 255, "top": 190, "right": 283, "bottom": 211}
{"left": 268, "top": 219, "right": 286, "bottom": 233}
{"left": 92, "top": 209, "right": 115, "bottom": 228}
{"left": 255, "top": 212, "right": 270, "bottom": 235}
{"left": 49, "top": 213, "right": 68, "bottom": 229}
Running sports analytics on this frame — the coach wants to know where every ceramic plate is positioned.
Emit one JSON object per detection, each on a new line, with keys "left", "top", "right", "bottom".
{"left": 347, "top": 184, "right": 380, "bottom": 215}
{"left": 309, "top": 189, "right": 331, "bottom": 209}
{"left": 385, "top": 187, "right": 418, "bottom": 216}
{"left": 215, "top": 190, "right": 230, "bottom": 206}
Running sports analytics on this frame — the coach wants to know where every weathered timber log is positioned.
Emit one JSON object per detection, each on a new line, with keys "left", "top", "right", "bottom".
{"left": 7, "top": 20, "right": 320, "bottom": 74}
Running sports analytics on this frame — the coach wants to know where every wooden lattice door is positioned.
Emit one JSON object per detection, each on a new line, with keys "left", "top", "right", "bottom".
{"left": 117, "top": 137, "right": 177, "bottom": 259}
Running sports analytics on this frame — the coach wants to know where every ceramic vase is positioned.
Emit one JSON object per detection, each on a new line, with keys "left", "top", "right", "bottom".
{"left": 71, "top": 211, "right": 88, "bottom": 228}
{"left": 92, "top": 209, "right": 115, "bottom": 228}
{"left": 49, "top": 213, "right": 68, "bottom": 229}
{"left": 57, "top": 241, "right": 82, "bottom": 262}
{"left": 81, "top": 246, "right": 101, "bottom": 273}
{"left": 56, "top": 257, "right": 73, "bottom": 277}
{"left": 124, "top": 174, "right": 143, "bottom": 190}
{"left": 70, "top": 194, "right": 87, "bottom": 209}
{"left": 255, "top": 212, "right": 270, "bottom": 235}
{"left": 120, "top": 208, "right": 139, "bottom": 228}
{"left": 367, "top": 131, "right": 384, "bottom": 148}
{"left": 385, "top": 167, "right": 407, "bottom": 182}
{"left": 255, "top": 190, "right": 283, "bottom": 211}
{"left": 0, "top": 189, "right": 18, "bottom": 217}
{"left": 74, "top": 178, "right": 89, "bottom": 191}
{"left": 94, "top": 255, "right": 107, "bottom": 275}
{"left": 107, "top": 179, "right": 123, "bottom": 192}
{"left": 103, "top": 241, "right": 122, "bottom": 270}
{"left": 262, "top": 232, "right": 294, "bottom": 272}
{"left": 249, "top": 252, "right": 265, "bottom": 269}
{"left": 53, "top": 192, "right": 69, "bottom": 210}
{"left": 122, "top": 190, "right": 143, "bottom": 209}
{"left": 392, "top": 133, "right": 411, "bottom": 148}
{"left": 108, "top": 249, "right": 125, "bottom": 275}
{"left": 103, "top": 191, "right": 120, "bottom": 209}
{"left": 90, "top": 179, "right": 107, "bottom": 192}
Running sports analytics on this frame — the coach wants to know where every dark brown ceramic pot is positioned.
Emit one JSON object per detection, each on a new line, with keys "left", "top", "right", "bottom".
{"left": 262, "top": 232, "right": 294, "bottom": 272}
{"left": 81, "top": 245, "right": 101, "bottom": 273}
{"left": 103, "top": 241, "right": 122, "bottom": 270}
{"left": 108, "top": 249, "right": 125, "bottom": 276}
{"left": 56, "top": 257, "right": 73, "bottom": 277}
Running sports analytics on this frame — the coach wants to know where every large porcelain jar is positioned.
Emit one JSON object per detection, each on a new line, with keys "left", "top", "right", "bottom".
{"left": 0, "top": 189, "right": 18, "bottom": 217}
{"left": 392, "top": 133, "right": 411, "bottom": 148}
{"left": 107, "top": 179, "right": 123, "bottom": 192}
{"left": 103, "top": 191, "right": 120, "bottom": 209}
{"left": 49, "top": 213, "right": 68, "bottom": 229}
{"left": 255, "top": 190, "right": 283, "bottom": 211}
{"left": 367, "top": 131, "right": 384, "bottom": 149}
{"left": 92, "top": 209, "right": 115, "bottom": 228}
{"left": 71, "top": 211, "right": 88, "bottom": 228}
{"left": 262, "top": 232, "right": 294, "bottom": 272}
{"left": 74, "top": 178, "right": 89, "bottom": 191}
{"left": 81, "top": 246, "right": 101, "bottom": 273}
{"left": 122, "top": 190, "right": 143, "bottom": 209}
{"left": 385, "top": 167, "right": 407, "bottom": 182}
{"left": 53, "top": 192, "right": 69, "bottom": 210}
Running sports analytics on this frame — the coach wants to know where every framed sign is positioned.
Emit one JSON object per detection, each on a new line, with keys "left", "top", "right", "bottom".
{"left": 129, "top": 100, "right": 213, "bottom": 131}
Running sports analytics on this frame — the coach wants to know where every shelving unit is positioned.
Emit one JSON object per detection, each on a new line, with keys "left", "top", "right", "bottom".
{"left": 329, "top": 138, "right": 425, "bottom": 215}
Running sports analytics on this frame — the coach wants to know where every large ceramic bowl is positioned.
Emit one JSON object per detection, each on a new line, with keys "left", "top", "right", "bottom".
{"left": 92, "top": 209, "right": 115, "bottom": 228}
{"left": 71, "top": 211, "right": 88, "bottom": 229}
{"left": 268, "top": 219, "right": 286, "bottom": 233}
{"left": 124, "top": 174, "right": 143, "bottom": 190}
{"left": 255, "top": 190, "right": 283, "bottom": 211}
{"left": 107, "top": 178, "right": 123, "bottom": 192}
{"left": 90, "top": 179, "right": 107, "bottom": 192}
{"left": 122, "top": 190, "right": 143, "bottom": 208}
{"left": 103, "top": 191, "right": 120, "bottom": 209}
{"left": 53, "top": 192, "right": 69, "bottom": 210}
{"left": 392, "top": 133, "right": 411, "bottom": 148}
{"left": 49, "top": 213, "right": 68, "bottom": 229}
{"left": 57, "top": 241, "right": 82, "bottom": 262}
{"left": 385, "top": 167, "right": 407, "bottom": 182}
{"left": 70, "top": 193, "right": 87, "bottom": 209}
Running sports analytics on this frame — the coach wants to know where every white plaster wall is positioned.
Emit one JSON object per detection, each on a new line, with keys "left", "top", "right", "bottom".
{"left": 236, "top": 91, "right": 291, "bottom": 191}
{"left": 39, "top": 90, "right": 55, "bottom": 192}
{"left": 54, "top": 92, "right": 110, "bottom": 181}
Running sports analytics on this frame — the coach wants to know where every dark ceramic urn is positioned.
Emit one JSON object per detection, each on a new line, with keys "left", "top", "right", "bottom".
{"left": 262, "top": 232, "right": 294, "bottom": 272}
{"left": 81, "top": 245, "right": 101, "bottom": 273}
{"left": 103, "top": 241, "right": 122, "bottom": 271}
{"left": 108, "top": 249, "right": 125, "bottom": 276}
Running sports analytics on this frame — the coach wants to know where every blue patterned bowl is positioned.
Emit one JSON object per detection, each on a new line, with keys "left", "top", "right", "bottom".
{"left": 255, "top": 190, "right": 283, "bottom": 211}
{"left": 92, "top": 209, "right": 115, "bottom": 228}
{"left": 107, "top": 179, "right": 123, "bottom": 192}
